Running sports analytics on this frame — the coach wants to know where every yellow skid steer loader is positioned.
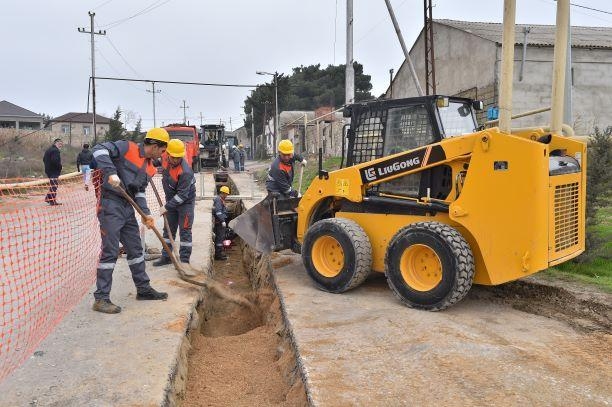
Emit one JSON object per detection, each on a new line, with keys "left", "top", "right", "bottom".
{"left": 230, "top": 0, "right": 585, "bottom": 310}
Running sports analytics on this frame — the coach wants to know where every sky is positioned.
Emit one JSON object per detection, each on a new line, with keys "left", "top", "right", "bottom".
{"left": 1, "top": 0, "right": 611, "bottom": 131}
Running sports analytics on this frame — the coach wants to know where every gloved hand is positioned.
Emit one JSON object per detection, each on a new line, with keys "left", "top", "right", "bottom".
{"left": 159, "top": 206, "right": 168, "bottom": 217}
{"left": 301, "top": 159, "right": 307, "bottom": 166}
{"left": 108, "top": 174, "right": 121, "bottom": 188}
{"left": 289, "top": 189, "right": 299, "bottom": 198}
{"left": 142, "top": 215, "right": 155, "bottom": 229}
{"left": 221, "top": 221, "right": 226, "bottom": 227}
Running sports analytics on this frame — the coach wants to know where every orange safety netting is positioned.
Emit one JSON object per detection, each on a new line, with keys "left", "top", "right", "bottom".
{"left": 0, "top": 171, "right": 165, "bottom": 383}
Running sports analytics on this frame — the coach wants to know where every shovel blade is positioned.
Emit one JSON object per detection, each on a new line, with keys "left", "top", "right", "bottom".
{"left": 228, "top": 198, "right": 276, "bottom": 253}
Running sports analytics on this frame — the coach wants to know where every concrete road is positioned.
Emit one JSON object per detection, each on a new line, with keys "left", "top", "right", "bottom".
{"left": 272, "top": 254, "right": 612, "bottom": 406}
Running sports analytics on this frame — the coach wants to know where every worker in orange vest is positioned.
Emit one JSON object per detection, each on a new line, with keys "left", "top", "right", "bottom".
{"left": 154, "top": 139, "right": 196, "bottom": 266}
{"left": 90, "top": 128, "right": 170, "bottom": 314}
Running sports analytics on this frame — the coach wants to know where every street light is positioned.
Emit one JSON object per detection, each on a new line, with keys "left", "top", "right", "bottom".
{"left": 256, "top": 71, "right": 279, "bottom": 156}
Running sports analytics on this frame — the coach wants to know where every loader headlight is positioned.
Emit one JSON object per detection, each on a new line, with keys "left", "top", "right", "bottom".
{"left": 436, "top": 97, "right": 449, "bottom": 108}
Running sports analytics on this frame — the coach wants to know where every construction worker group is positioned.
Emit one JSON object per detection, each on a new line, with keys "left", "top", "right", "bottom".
{"left": 89, "top": 128, "right": 301, "bottom": 314}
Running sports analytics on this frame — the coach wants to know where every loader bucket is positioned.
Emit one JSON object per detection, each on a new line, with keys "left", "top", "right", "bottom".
{"left": 229, "top": 196, "right": 300, "bottom": 254}
{"left": 229, "top": 198, "right": 276, "bottom": 253}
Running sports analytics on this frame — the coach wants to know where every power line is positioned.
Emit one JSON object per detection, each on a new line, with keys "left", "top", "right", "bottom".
{"left": 92, "top": 0, "right": 115, "bottom": 10}
{"left": 104, "top": 36, "right": 142, "bottom": 77}
{"left": 569, "top": 1, "right": 612, "bottom": 15}
{"left": 100, "top": 0, "right": 173, "bottom": 29}
{"left": 94, "top": 76, "right": 264, "bottom": 88}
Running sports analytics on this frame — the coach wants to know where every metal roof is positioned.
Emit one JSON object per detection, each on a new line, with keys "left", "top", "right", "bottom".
{"left": 436, "top": 19, "right": 612, "bottom": 49}
{"left": 51, "top": 112, "right": 111, "bottom": 124}
{"left": 0, "top": 100, "right": 42, "bottom": 118}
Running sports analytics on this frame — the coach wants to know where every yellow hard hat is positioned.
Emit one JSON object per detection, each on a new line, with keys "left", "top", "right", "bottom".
{"left": 278, "top": 139, "right": 294, "bottom": 155}
{"left": 145, "top": 128, "right": 170, "bottom": 144}
{"left": 239, "top": 144, "right": 243, "bottom": 148}
{"left": 219, "top": 186, "right": 230, "bottom": 194}
{"left": 167, "top": 139, "right": 185, "bottom": 157}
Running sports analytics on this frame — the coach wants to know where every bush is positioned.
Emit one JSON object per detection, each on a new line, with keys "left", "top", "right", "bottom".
{"left": 580, "top": 126, "right": 612, "bottom": 261}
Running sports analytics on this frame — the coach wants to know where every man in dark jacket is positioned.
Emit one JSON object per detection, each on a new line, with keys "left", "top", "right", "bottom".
{"left": 91, "top": 128, "right": 170, "bottom": 314}
{"left": 77, "top": 143, "right": 94, "bottom": 190}
{"left": 212, "top": 185, "right": 230, "bottom": 260}
{"left": 43, "top": 138, "right": 63, "bottom": 205}
{"left": 238, "top": 144, "right": 246, "bottom": 171}
{"left": 153, "top": 139, "right": 196, "bottom": 266}
{"left": 265, "top": 139, "right": 306, "bottom": 198}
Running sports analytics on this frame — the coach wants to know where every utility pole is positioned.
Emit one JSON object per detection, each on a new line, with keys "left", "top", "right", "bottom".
{"left": 180, "top": 100, "right": 189, "bottom": 124}
{"left": 229, "top": 117, "right": 232, "bottom": 132}
{"left": 146, "top": 82, "right": 161, "bottom": 127}
{"left": 424, "top": 0, "right": 436, "bottom": 95}
{"left": 251, "top": 105, "right": 256, "bottom": 159}
{"left": 263, "top": 103, "right": 268, "bottom": 154}
{"left": 273, "top": 72, "right": 279, "bottom": 156}
{"left": 199, "top": 112, "right": 204, "bottom": 126}
{"left": 345, "top": 0, "right": 355, "bottom": 105}
{"left": 78, "top": 11, "right": 106, "bottom": 144}
{"left": 499, "top": 0, "right": 516, "bottom": 133}
{"left": 564, "top": 8, "right": 572, "bottom": 127}
{"left": 389, "top": 68, "right": 394, "bottom": 99}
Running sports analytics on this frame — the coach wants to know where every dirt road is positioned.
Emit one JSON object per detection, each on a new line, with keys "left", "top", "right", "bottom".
{"left": 272, "top": 252, "right": 612, "bottom": 406}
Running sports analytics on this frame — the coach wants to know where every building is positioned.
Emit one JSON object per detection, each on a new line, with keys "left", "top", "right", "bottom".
{"left": 273, "top": 109, "right": 345, "bottom": 157}
{"left": 49, "top": 112, "right": 111, "bottom": 146}
{"left": 386, "top": 19, "right": 612, "bottom": 134}
{"left": 0, "top": 100, "right": 44, "bottom": 130}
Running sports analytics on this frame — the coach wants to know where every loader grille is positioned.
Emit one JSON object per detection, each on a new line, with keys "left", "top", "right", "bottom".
{"left": 554, "top": 182, "right": 579, "bottom": 252}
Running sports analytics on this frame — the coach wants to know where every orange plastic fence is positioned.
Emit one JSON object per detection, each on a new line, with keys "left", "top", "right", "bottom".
{"left": 0, "top": 171, "right": 165, "bottom": 383}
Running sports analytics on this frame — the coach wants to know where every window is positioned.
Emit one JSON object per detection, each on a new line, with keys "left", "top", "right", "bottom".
{"left": 83, "top": 126, "right": 90, "bottom": 135}
{"left": 61, "top": 125, "right": 70, "bottom": 134}
{"left": 384, "top": 104, "right": 434, "bottom": 155}
{"left": 438, "top": 102, "right": 477, "bottom": 137}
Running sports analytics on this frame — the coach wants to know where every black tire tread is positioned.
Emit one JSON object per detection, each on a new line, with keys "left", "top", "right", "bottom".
{"left": 303, "top": 217, "right": 372, "bottom": 293}
{"left": 385, "top": 221, "right": 474, "bottom": 311}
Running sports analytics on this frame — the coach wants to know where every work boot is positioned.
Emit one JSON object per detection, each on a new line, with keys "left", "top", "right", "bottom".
{"left": 152, "top": 257, "right": 172, "bottom": 267}
{"left": 136, "top": 287, "right": 168, "bottom": 301}
{"left": 214, "top": 252, "right": 228, "bottom": 261}
{"left": 92, "top": 299, "right": 122, "bottom": 314}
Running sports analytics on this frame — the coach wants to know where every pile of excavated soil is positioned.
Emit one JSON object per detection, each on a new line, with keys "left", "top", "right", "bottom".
{"left": 182, "top": 245, "right": 306, "bottom": 407}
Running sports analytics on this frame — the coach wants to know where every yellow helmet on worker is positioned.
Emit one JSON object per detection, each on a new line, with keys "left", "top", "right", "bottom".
{"left": 238, "top": 144, "right": 244, "bottom": 148}
{"left": 166, "top": 139, "right": 185, "bottom": 158}
{"left": 278, "top": 139, "right": 294, "bottom": 155}
{"left": 145, "top": 128, "right": 170, "bottom": 144}
{"left": 219, "top": 186, "right": 230, "bottom": 195}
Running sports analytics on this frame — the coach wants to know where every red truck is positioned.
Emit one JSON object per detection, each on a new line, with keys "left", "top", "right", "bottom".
{"left": 163, "top": 124, "right": 201, "bottom": 172}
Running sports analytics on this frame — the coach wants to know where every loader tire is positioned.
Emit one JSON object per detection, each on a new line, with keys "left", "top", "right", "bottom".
{"left": 385, "top": 221, "right": 474, "bottom": 311}
{"left": 302, "top": 218, "right": 371, "bottom": 293}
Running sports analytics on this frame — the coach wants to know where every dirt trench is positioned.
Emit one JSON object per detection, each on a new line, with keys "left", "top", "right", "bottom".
{"left": 180, "top": 243, "right": 308, "bottom": 407}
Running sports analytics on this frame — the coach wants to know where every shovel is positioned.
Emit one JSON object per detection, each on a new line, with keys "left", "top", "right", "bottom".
{"left": 115, "top": 185, "right": 254, "bottom": 309}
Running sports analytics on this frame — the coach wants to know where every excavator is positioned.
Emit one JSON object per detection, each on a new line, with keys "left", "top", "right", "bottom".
{"left": 230, "top": 0, "right": 585, "bottom": 310}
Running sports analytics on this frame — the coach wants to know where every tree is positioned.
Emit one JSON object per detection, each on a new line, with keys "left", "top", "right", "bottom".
{"left": 131, "top": 117, "right": 142, "bottom": 142}
{"left": 581, "top": 126, "right": 612, "bottom": 260}
{"left": 105, "top": 106, "right": 124, "bottom": 141}
{"left": 243, "top": 62, "right": 374, "bottom": 143}
{"left": 39, "top": 113, "right": 52, "bottom": 128}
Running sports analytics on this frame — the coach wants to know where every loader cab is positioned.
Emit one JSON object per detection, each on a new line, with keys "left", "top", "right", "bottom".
{"left": 343, "top": 95, "right": 480, "bottom": 200}
{"left": 344, "top": 95, "right": 479, "bottom": 166}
